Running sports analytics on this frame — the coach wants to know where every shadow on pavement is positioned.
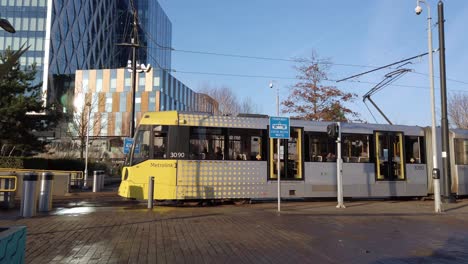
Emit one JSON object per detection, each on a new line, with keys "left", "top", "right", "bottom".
{"left": 371, "top": 236, "right": 468, "bottom": 264}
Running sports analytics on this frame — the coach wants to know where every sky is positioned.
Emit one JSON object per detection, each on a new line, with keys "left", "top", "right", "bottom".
{"left": 157, "top": 0, "right": 468, "bottom": 126}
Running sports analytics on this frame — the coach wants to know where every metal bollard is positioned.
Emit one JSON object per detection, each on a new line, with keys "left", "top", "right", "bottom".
{"left": 38, "top": 172, "right": 54, "bottom": 212}
{"left": 100, "top": 171, "right": 105, "bottom": 190}
{"left": 93, "top": 171, "right": 101, "bottom": 193}
{"left": 21, "top": 172, "right": 38, "bottom": 217}
{"left": 148, "top": 176, "right": 155, "bottom": 209}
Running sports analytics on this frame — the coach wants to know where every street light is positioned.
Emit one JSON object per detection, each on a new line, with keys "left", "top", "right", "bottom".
{"left": 0, "top": 18, "right": 15, "bottom": 33}
{"left": 83, "top": 102, "right": 91, "bottom": 189}
{"left": 269, "top": 81, "right": 281, "bottom": 212}
{"left": 415, "top": 0, "right": 441, "bottom": 212}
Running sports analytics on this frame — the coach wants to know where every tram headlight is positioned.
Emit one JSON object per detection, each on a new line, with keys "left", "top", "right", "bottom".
{"left": 123, "top": 168, "right": 129, "bottom": 180}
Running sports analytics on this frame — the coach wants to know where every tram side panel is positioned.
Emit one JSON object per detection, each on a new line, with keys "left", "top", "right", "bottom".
{"left": 175, "top": 160, "right": 269, "bottom": 200}
{"left": 452, "top": 129, "right": 468, "bottom": 195}
{"left": 304, "top": 162, "right": 427, "bottom": 198}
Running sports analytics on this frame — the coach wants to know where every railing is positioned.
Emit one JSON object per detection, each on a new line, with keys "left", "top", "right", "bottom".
{"left": 0, "top": 168, "right": 85, "bottom": 195}
{"left": 0, "top": 175, "right": 17, "bottom": 192}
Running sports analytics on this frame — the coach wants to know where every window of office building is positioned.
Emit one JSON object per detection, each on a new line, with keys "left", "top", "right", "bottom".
{"left": 119, "top": 92, "right": 127, "bottom": 112}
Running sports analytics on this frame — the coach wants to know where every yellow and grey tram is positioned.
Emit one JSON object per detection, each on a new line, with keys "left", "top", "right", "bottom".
{"left": 118, "top": 111, "right": 468, "bottom": 201}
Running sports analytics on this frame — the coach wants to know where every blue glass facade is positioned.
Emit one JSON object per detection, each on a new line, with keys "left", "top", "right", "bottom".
{"left": 116, "top": 0, "right": 172, "bottom": 70}
{"left": 0, "top": 0, "right": 47, "bottom": 85}
{"left": 0, "top": 0, "right": 172, "bottom": 108}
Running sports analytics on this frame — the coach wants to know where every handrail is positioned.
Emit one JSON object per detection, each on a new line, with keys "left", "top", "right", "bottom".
{"left": 0, "top": 168, "right": 84, "bottom": 179}
{"left": 0, "top": 175, "right": 17, "bottom": 192}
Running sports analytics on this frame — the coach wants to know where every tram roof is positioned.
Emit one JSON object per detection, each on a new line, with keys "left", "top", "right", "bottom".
{"left": 141, "top": 111, "right": 429, "bottom": 136}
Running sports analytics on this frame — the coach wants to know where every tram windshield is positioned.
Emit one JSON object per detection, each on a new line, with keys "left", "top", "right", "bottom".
{"left": 131, "top": 125, "right": 168, "bottom": 164}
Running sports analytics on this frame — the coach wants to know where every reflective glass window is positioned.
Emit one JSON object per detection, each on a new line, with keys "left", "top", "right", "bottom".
{"left": 342, "top": 134, "right": 372, "bottom": 163}
{"left": 304, "top": 132, "right": 335, "bottom": 162}
{"left": 105, "top": 94, "right": 112, "bottom": 112}
{"left": 405, "top": 136, "right": 425, "bottom": 164}
{"left": 96, "top": 70, "right": 103, "bottom": 92}
{"left": 189, "top": 127, "right": 224, "bottom": 160}
{"left": 132, "top": 126, "right": 151, "bottom": 164}
{"left": 119, "top": 92, "right": 127, "bottom": 112}
{"left": 100, "top": 113, "right": 107, "bottom": 136}
{"left": 454, "top": 139, "right": 468, "bottom": 165}
{"left": 115, "top": 112, "right": 122, "bottom": 136}
{"left": 37, "top": 18, "right": 44, "bottom": 31}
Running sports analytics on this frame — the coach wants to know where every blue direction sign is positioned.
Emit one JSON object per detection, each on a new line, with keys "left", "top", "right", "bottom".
{"left": 269, "top": 116, "right": 290, "bottom": 139}
{"left": 123, "top": 138, "right": 133, "bottom": 154}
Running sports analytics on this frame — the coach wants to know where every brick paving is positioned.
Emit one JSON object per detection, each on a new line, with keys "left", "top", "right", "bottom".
{"left": 2, "top": 194, "right": 468, "bottom": 264}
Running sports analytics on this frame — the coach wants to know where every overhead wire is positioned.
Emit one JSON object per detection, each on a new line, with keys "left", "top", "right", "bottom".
{"left": 138, "top": 23, "right": 468, "bottom": 92}
{"left": 364, "top": 101, "right": 379, "bottom": 123}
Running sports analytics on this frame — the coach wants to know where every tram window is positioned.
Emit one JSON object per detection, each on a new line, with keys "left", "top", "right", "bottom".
{"left": 228, "top": 129, "right": 265, "bottom": 161}
{"left": 132, "top": 126, "right": 151, "bottom": 164}
{"left": 342, "top": 134, "right": 372, "bottom": 163}
{"left": 304, "top": 132, "right": 335, "bottom": 162}
{"left": 454, "top": 139, "right": 468, "bottom": 165}
{"left": 405, "top": 136, "right": 425, "bottom": 164}
{"left": 189, "top": 127, "right": 225, "bottom": 160}
{"left": 153, "top": 125, "right": 168, "bottom": 159}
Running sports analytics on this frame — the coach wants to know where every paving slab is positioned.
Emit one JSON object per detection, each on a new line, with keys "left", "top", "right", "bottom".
{"left": 1, "top": 193, "right": 468, "bottom": 263}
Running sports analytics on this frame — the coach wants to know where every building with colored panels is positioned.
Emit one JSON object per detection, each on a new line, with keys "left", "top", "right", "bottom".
{"left": 74, "top": 68, "right": 218, "bottom": 137}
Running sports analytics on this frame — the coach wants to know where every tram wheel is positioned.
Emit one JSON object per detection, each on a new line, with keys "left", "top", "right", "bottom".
{"left": 233, "top": 199, "right": 250, "bottom": 205}
{"left": 183, "top": 201, "right": 202, "bottom": 207}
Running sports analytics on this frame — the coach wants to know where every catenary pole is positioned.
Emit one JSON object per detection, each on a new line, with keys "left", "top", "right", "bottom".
{"left": 438, "top": 1, "right": 455, "bottom": 203}
{"left": 129, "top": 13, "right": 138, "bottom": 138}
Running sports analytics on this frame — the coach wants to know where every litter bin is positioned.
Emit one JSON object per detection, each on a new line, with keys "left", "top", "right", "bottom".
{"left": 93, "top": 170, "right": 105, "bottom": 192}
{"left": 38, "top": 172, "right": 54, "bottom": 212}
{"left": 21, "top": 172, "right": 38, "bottom": 217}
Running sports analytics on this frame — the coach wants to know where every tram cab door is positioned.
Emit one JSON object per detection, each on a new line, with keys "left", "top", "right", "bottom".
{"left": 269, "top": 128, "right": 303, "bottom": 180}
{"left": 375, "top": 131, "right": 405, "bottom": 181}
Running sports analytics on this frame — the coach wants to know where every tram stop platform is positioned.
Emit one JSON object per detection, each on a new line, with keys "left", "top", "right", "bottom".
{"left": 1, "top": 192, "right": 468, "bottom": 264}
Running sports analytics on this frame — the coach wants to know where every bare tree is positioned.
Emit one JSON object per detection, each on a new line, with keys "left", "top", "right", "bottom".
{"left": 199, "top": 84, "right": 240, "bottom": 115}
{"left": 448, "top": 92, "right": 468, "bottom": 129}
{"left": 69, "top": 90, "right": 107, "bottom": 159}
{"left": 282, "top": 52, "right": 359, "bottom": 121}
{"left": 199, "top": 84, "right": 261, "bottom": 115}
{"left": 239, "top": 97, "right": 261, "bottom": 114}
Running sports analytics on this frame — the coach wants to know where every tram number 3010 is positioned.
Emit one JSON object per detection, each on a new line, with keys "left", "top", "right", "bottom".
{"left": 170, "top": 152, "right": 185, "bottom": 158}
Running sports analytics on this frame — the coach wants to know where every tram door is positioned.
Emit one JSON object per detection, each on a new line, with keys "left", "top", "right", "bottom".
{"left": 375, "top": 131, "right": 405, "bottom": 180}
{"left": 270, "top": 128, "right": 303, "bottom": 180}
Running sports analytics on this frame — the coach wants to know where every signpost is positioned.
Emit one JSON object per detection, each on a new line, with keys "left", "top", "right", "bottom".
{"left": 269, "top": 116, "right": 290, "bottom": 212}
{"left": 123, "top": 138, "right": 133, "bottom": 155}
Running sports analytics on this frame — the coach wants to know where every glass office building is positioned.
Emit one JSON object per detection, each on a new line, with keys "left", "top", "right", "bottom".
{"left": 116, "top": 0, "right": 172, "bottom": 70}
{"left": 0, "top": 0, "right": 172, "bottom": 107}
{"left": 0, "top": 0, "right": 48, "bottom": 85}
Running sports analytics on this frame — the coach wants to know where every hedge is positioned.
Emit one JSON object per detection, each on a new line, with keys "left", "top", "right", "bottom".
{"left": 0, "top": 157, "right": 110, "bottom": 173}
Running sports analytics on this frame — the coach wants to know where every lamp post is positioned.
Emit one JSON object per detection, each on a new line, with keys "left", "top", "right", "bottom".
{"left": 0, "top": 17, "right": 15, "bottom": 33}
{"left": 83, "top": 102, "right": 91, "bottom": 189}
{"left": 415, "top": 0, "right": 441, "bottom": 212}
{"left": 270, "top": 81, "right": 281, "bottom": 212}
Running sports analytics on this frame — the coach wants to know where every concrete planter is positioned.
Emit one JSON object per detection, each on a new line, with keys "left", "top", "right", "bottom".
{"left": 0, "top": 226, "right": 26, "bottom": 264}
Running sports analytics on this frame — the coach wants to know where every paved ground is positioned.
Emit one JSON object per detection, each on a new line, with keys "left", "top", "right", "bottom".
{"left": 2, "top": 193, "right": 468, "bottom": 264}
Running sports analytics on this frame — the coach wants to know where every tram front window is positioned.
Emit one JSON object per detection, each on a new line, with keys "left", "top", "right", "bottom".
{"left": 132, "top": 126, "right": 151, "bottom": 164}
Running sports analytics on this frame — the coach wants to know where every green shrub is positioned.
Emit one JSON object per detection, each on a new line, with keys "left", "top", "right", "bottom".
{"left": 0, "top": 157, "right": 113, "bottom": 174}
